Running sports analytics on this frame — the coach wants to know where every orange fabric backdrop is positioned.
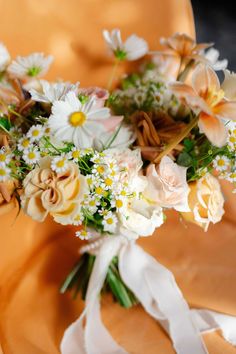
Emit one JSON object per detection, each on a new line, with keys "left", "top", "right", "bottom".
{"left": 0, "top": 1, "right": 236, "bottom": 353}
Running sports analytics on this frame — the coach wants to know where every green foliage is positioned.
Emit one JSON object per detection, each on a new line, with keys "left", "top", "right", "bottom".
{"left": 0, "top": 116, "right": 12, "bottom": 132}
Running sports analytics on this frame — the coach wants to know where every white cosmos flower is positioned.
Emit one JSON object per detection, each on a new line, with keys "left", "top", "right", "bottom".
{"left": 48, "top": 91, "right": 111, "bottom": 149}
{"left": 103, "top": 29, "right": 148, "bottom": 61}
{"left": 204, "top": 48, "right": 228, "bottom": 71}
{"left": 7, "top": 53, "right": 53, "bottom": 80}
{"left": 0, "top": 43, "right": 10, "bottom": 71}
{"left": 30, "top": 80, "right": 79, "bottom": 104}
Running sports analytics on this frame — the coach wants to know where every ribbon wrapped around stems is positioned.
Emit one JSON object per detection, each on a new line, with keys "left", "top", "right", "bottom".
{"left": 60, "top": 236, "right": 236, "bottom": 354}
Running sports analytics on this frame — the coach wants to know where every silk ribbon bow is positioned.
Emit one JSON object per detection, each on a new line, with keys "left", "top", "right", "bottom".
{"left": 60, "top": 236, "right": 236, "bottom": 354}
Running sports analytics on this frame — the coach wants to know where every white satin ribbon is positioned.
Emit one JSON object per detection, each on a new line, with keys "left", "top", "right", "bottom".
{"left": 60, "top": 237, "right": 236, "bottom": 354}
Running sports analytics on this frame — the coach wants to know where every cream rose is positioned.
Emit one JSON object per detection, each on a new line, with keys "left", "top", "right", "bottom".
{"left": 21, "top": 158, "right": 88, "bottom": 225}
{"left": 144, "top": 156, "right": 190, "bottom": 212}
{"left": 182, "top": 174, "right": 225, "bottom": 231}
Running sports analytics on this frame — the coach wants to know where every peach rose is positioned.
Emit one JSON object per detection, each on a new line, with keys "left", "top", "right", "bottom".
{"left": 21, "top": 158, "right": 88, "bottom": 225}
{"left": 144, "top": 156, "right": 190, "bottom": 212}
{"left": 0, "top": 180, "right": 17, "bottom": 216}
{"left": 182, "top": 174, "right": 225, "bottom": 231}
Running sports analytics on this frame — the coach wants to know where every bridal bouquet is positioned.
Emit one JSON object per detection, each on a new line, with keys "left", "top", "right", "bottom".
{"left": 1, "top": 31, "right": 236, "bottom": 354}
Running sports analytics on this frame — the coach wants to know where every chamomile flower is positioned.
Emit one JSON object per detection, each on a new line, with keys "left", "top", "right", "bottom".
{"left": 27, "top": 124, "right": 44, "bottom": 141}
{"left": 67, "top": 147, "right": 81, "bottom": 161}
{"left": 17, "top": 136, "right": 32, "bottom": 151}
{"left": 226, "top": 171, "right": 236, "bottom": 183}
{"left": 51, "top": 155, "right": 69, "bottom": 173}
{"left": 0, "top": 43, "right": 10, "bottom": 71}
{"left": 23, "top": 148, "right": 40, "bottom": 165}
{"left": 72, "top": 213, "right": 84, "bottom": 226}
{"left": 0, "top": 165, "right": 11, "bottom": 181}
{"left": 48, "top": 91, "right": 111, "bottom": 149}
{"left": 102, "top": 211, "right": 118, "bottom": 233}
{"left": 30, "top": 80, "right": 79, "bottom": 104}
{"left": 0, "top": 148, "right": 11, "bottom": 165}
{"left": 75, "top": 229, "right": 92, "bottom": 240}
{"left": 83, "top": 195, "right": 100, "bottom": 214}
{"left": 7, "top": 53, "right": 53, "bottom": 80}
{"left": 103, "top": 29, "right": 148, "bottom": 61}
{"left": 213, "top": 155, "right": 230, "bottom": 172}
{"left": 227, "top": 130, "right": 236, "bottom": 151}
{"left": 111, "top": 196, "right": 126, "bottom": 211}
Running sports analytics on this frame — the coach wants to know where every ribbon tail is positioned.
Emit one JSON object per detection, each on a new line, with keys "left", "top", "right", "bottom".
{"left": 119, "top": 242, "right": 207, "bottom": 354}
{"left": 60, "top": 237, "right": 128, "bottom": 354}
{"left": 192, "top": 309, "right": 236, "bottom": 346}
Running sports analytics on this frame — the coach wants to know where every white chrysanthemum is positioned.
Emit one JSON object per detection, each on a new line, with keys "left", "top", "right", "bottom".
{"left": 23, "top": 149, "right": 40, "bottom": 165}
{"left": 75, "top": 229, "right": 92, "bottom": 240}
{"left": 213, "top": 155, "right": 230, "bottom": 172}
{"left": 17, "top": 137, "right": 32, "bottom": 151}
{"left": 0, "top": 149, "right": 11, "bottom": 165}
{"left": 48, "top": 91, "right": 110, "bottom": 148}
{"left": 102, "top": 211, "right": 118, "bottom": 233}
{"left": 0, "top": 43, "right": 11, "bottom": 71}
{"left": 7, "top": 53, "right": 53, "bottom": 80}
{"left": 204, "top": 48, "right": 228, "bottom": 71}
{"left": 0, "top": 165, "right": 11, "bottom": 181}
{"left": 27, "top": 124, "right": 44, "bottom": 141}
{"left": 30, "top": 80, "right": 79, "bottom": 104}
{"left": 103, "top": 29, "right": 148, "bottom": 61}
{"left": 51, "top": 156, "right": 69, "bottom": 173}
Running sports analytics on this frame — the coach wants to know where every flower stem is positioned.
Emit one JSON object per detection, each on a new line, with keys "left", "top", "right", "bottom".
{"left": 153, "top": 115, "right": 199, "bottom": 163}
{"left": 107, "top": 59, "right": 120, "bottom": 92}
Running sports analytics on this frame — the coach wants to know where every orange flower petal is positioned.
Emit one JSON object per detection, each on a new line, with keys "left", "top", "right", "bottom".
{"left": 198, "top": 113, "right": 227, "bottom": 147}
{"left": 192, "top": 65, "right": 220, "bottom": 95}
{"left": 213, "top": 101, "right": 236, "bottom": 120}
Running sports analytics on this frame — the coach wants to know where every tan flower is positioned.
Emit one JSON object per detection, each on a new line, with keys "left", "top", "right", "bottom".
{"left": 21, "top": 158, "right": 88, "bottom": 225}
{"left": 182, "top": 174, "right": 224, "bottom": 231}
{"left": 0, "top": 180, "right": 17, "bottom": 216}
{"left": 144, "top": 156, "right": 190, "bottom": 212}
{"left": 170, "top": 65, "right": 236, "bottom": 147}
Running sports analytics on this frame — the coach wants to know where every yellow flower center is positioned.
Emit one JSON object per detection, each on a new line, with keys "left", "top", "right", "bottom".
{"left": 28, "top": 152, "right": 36, "bottom": 159}
{"left": 230, "top": 172, "right": 236, "bottom": 179}
{"left": 105, "top": 178, "right": 113, "bottom": 186}
{"left": 72, "top": 150, "right": 80, "bottom": 159}
{"left": 95, "top": 187, "right": 103, "bottom": 195}
{"left": 116, "top": 199, "right": 123, "bottom": 208}
{"left": 229, "top": 136, "right": 236, "bottom": 143}
{"left": 56, "top": 159, "right": 65, "bottom": 168}
{"left": 0, "top": 155, "right": 6, "bottom": 162}
{"left": 205, "top": 87, "right": 225, "bottom": 107}
{"left": 32, "top": 130, "right": 40, "bottom": 137}
{"left": 0, "top": 168, "right": 6, "bottom": 176}
{"left": 22, "top": 139, "right": 30, "bottom": 148}
{"left": 89, "top": 200, "right": 96, "bottom": 206}
{"left": 69, "top": 111, "right": 86, "bottom": 127}
{"left": 217, "top": 159, "right": 225, "bottom": 166}
{"left": 106, "top": 218, "right": 114, "bottom": 225}
{"left": 96, "top": 166, "right": 105, "bottom": 174}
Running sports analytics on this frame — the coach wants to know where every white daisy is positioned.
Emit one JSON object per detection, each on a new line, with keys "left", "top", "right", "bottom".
{"left": 0, "top": 148, "right": 11, "bottom": 165}
{"left": 226, "top": 171, "right": 236, "bottom": 183}
{"left": 102, "top": 211, "right": 118, "bottom": 233}
{"left": 103, "top": 29, "right": 148, "bottom": 61}
{"left": 83, "top": 195, "right": 100, "bottom": 214}
{"left": 67, "top": 147, "right": 81, "bottom": 161}
{"left": 72, "top": 212, "right": 84, "bottom": 226}
{"left": 75, "top": 229, "right": 92, "bottom": 240}
{"left": 23, "top": 149, "right": 40, "bottom": 165}
{"left": 213, "top": 155, "right": 230, "bottom": 172}
{"left": 30, "top": 80, "right": 79, "bottom": 104}
{"left": 0, "top": 165, "right": 11, "bottom": 181}
{"left": 7, "top": 53, "right": 53, "bottom": 80}
{"left": 111, "top": 196, "right": 126, "bottom": 211}
{"left": 17, "top": 137, "right": 32, "bottom": 151}
{"left": 51, "top": 155, "right": 69, "bottom": 173}
{"left": 48, "top": 91, "right": 111, "bottom": 149}
{"left": 0, "top": 43, "right": 11, "bottom": 72}
{"left": 27, "top": 124, "right": 44, "bottom": 141}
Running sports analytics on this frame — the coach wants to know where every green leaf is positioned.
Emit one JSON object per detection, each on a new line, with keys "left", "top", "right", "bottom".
{"left": 0, "top": 117, "right": 11, "bottom": 132}
{"left": 183, "top": 138, "right": 194, "bottom": 152}
{"left": 177, "top": 151, "right": 193, "bottom": 167}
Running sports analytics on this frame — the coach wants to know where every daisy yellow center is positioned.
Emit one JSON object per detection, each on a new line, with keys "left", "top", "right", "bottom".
{"left": 89, "top": 200, "right": 96, "bottom": 206}
{"left": 116, "top": 199, "right": 123, "bottom": 208}
{"left": 0, "top": 168, "right": 7, "bottom": 176}
{"left": 28, "top": 152, "right": 36, "bottom": 159}
{"left": 69, "top": 112, "right": 86, "bottom": 127}
{"left": 217, "top": 159, "right": 225, "bottom": 166}
{"left": 32, "top": 130, "right": 40, "bottom": 137}
{"left": 229, "top": 136, "right": 236, "bottom": 143}
{"left": 0, "top": 155, "right": 6, "bottom": 162}
{"left": 81, "top": 230, "right": 87, "bottom": 236}
{"left": 22, "top": 139, "right": 30, "bottom": 148}
{"left": 96, "top": 166, "right": 105, "bottom": 174}
{"left": 72, "top": 150, "right": 80, "bottom": 159}
{"left": 95, "top": 187, "right": 103, "bottom": 195}
{"left": 105, "top": 178, "right": 113, "bottom": 186}
{"left": 56, "top": 160, "right": 65, "bottom": 168}
{"left": 106, "top": 218, "right": 114, "bottom": 225}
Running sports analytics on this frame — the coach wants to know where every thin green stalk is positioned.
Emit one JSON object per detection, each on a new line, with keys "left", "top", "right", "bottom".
{"left": 107, "top": 59, "right": 120, "bottom": 91}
